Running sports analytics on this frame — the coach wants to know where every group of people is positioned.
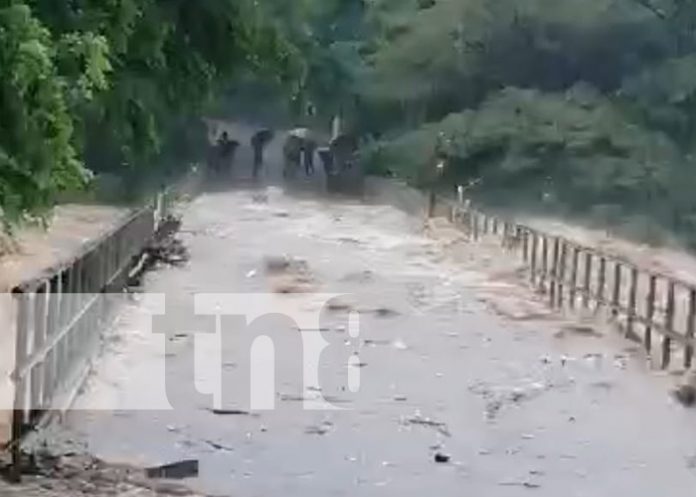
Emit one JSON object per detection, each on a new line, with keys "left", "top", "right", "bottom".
{"left": 282, "top": 128, "right": 318, "bottom": 179}
{"left": 208, "top": 128, "right": 275, "bottom": 180}
{"left": 206, "top": 125, "right": 359, "bottom": 183}
{"left": 282, "top": 128, "right": 360, "bottom": 180}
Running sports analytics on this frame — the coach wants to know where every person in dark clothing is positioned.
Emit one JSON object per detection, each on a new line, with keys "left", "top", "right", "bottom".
{"left": 302, "top": 138, "right": 317, "bottom": 176}
{"left": 330, "top": 134, "right": 358, "bottom": 171}
{"left": 250, "top": 128, "right": 274, "bottom": 179}
{"left": 283, "top": 134, "right": 303, "bottom": 179}
{"left": 215, "top": 131, "right": 239, "bottom": 176}
{"left": 317, "top": 147, "right": 334, "bottom": 176}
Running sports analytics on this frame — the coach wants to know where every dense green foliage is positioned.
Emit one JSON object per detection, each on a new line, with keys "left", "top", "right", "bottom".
{"left": 347, "top": 0, "right": 696, "bottom": 246}
{"left": 5, "top": 0, "right": 696, "bottom": 247}
{"left": 0, "top": 0, "right": 297, "bottom": 224}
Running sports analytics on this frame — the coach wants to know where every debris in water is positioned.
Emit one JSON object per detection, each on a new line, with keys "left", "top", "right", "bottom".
{"left": 337, "top": 236, "right": 361, "bottom": 245}
{"left": 271, "top": 274, "right": 315, "bottom": 294}
{"left": 206, "top": 408, "right": 253, "bottom": 416}
{"left": 613, "top": 354, "right": 628, "bottom": 370}
{"left": 590, "top": 380, "right": 614, "bottom": 391}
{"left": 251, "top": 193, "right": 268, "bottom": 204}
{"left": 403, "top": 413, "right": 451, "bottom": 437}
{"left": 264, "top": 255, "right": 291, "bottom": 273}
{"left": 434, "top": 453, "right": 451, "bottom": 464}
{"left": 555, "top": 324, "right": 602, "bottom": 338}
{"left": 340, "top": 270, "right": 375, "bottom": 284}
{"left": 146, "top": 237, "right": 189, "bottom": 268}
{"left": 305, "top": 421, "right": 334, "bottom": 435}
{"left": 205, "top": 440, "right": 234, "bottom": 452}
{"left": 265, "top": 255, "right": 315, "bottom": 293}
{"left": 674, "top": 370, "right": 696, "bottom": 407}
{"left": 374, "top": 307, "right": 399, "bottom": 318}
{"left": 498, "top": 480, "right": 541, "bottom": 489}
{"left": 327, "top": 298, "right": 355, "bottom": 312}
{"left": 145, "top": 459, "right": 199, "bottom": 480}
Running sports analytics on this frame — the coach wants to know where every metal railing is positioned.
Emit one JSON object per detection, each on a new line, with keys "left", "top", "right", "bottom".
{"left": 433, "top": 194, "right": 696, "bottom": 371}
{"left": 5, "top": 168, "right": 199, "bottom": 479}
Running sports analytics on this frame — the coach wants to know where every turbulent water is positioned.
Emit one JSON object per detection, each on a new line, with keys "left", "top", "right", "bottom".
{"left": 50, "top": 154, "right": 696, "bottom": 497}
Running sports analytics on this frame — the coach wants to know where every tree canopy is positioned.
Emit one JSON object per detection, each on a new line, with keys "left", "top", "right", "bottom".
{"left": 5, "top": 0, "right": 696, "bottom": 246}
{"left": 350, "top": 0, "right": 696, "bottom": 246}
{"left": 0, "top": 0, "right": 297, "bottom": 225}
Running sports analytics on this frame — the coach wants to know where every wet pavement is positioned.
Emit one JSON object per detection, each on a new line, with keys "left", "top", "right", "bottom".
{"left": 42, "top": 143, "right": 696, "bottom": 496}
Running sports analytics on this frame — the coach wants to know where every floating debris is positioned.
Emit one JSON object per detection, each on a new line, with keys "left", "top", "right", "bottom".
{"left": 340, "top": 270, "right": 375, "bottom": 284}
{"left": 403, "top": 413, "right": 451, "bottom": 437}
{"left": 305, "top": 421, "right": 334, "bottom": 436}
{"left": 145, "top": 459, "right": 198, "bottom": 480}
{"left": 204, "top": 440, "right": 234, "bottom": 452}
{"left": 206, "top": 408, "right": 253, "bottom": 416}
{"left": 674, "top": 370, "right": 696, "bottom": 407}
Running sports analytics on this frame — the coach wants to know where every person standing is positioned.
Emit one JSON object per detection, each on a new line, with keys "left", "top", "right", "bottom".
{"left": 427, "top": 131, "right": 449, "bottom": 217}
{"left": 214, "top": 131, "right": 239, "bottom": 178}
{"left": 251, "top": 128, "right": 274, "bottom": 179}
{"left": 302, "top": 138, "right": 317, "bottom": 176}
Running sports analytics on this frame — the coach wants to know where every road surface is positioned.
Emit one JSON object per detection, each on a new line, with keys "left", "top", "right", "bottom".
{"left": 29, "top": 138, "right": 696, "bottom": 497}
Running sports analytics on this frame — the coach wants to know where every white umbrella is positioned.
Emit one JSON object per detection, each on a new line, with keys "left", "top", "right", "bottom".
{"left": 288, "top": 128, "right": 311, "bottom": 139}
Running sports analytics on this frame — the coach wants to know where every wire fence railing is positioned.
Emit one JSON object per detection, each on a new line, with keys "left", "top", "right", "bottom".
{"left": 432, "top": 194, "right": 696, "bottom": 372}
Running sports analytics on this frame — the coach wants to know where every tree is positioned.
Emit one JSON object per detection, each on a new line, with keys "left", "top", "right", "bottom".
{"left": 0, "top": 0, "right": 298, "bottom": 224}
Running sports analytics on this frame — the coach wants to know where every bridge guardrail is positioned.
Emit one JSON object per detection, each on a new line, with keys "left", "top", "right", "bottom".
{"left": 4, "top": 167, "right": 200, "bottom": 480}
{"left": 432, "top": 194, "right": 696, "bottom": 373}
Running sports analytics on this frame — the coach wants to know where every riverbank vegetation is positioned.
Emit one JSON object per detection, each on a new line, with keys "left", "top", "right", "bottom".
{"left": 0, "top": 0, "right": 297, "bottom": 226}
{"left": 4, "top": 0, "right": 696, "bottom": 249}
{"left": 349, "top": 0, "right": 696, "bottom": 248}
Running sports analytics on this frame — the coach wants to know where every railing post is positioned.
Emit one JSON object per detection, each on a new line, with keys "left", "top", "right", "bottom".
{"left": 626, "top": 267, "right": 638, "bottom": 340}
{"left": 569, "top": 246, "right": 579, "bottom": 309}
{"left": 540, "top": 236, "right": 549, "bottom": 292}
{"left": 530, "top": 232, "right": 538, "bottom": 286}
{"left": 645, "top": 275, "right": 656, "bottom": 354}
{"left": 522, "top": 229, "right": 529, "bottom": 263}
{"left": 662, "top": 280, "right": 675, "bottom": 369}
{"left": 582, "top": 252, "right": 592, "bottom": 308}
{"left": 549, "top": 237, "right": 560, "bottom": 307}
{"left": 686, "top": 288, "right": 696, "bottom": 370}
{"left": 10, "top": 288, "right": 32, "bottom": 482}
{"left": 557, "top": 241, "right": 567, "bottom": 308}
{"left": 611, "top": 262, "right": 622, "bottom": 319}
{"left": 596, "top": 257, "right": 607, "bottom": 313}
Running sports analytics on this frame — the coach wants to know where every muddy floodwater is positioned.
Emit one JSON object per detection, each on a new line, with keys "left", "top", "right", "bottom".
{"left": 45, "top": 144, "right": 696, "bottom": 496}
